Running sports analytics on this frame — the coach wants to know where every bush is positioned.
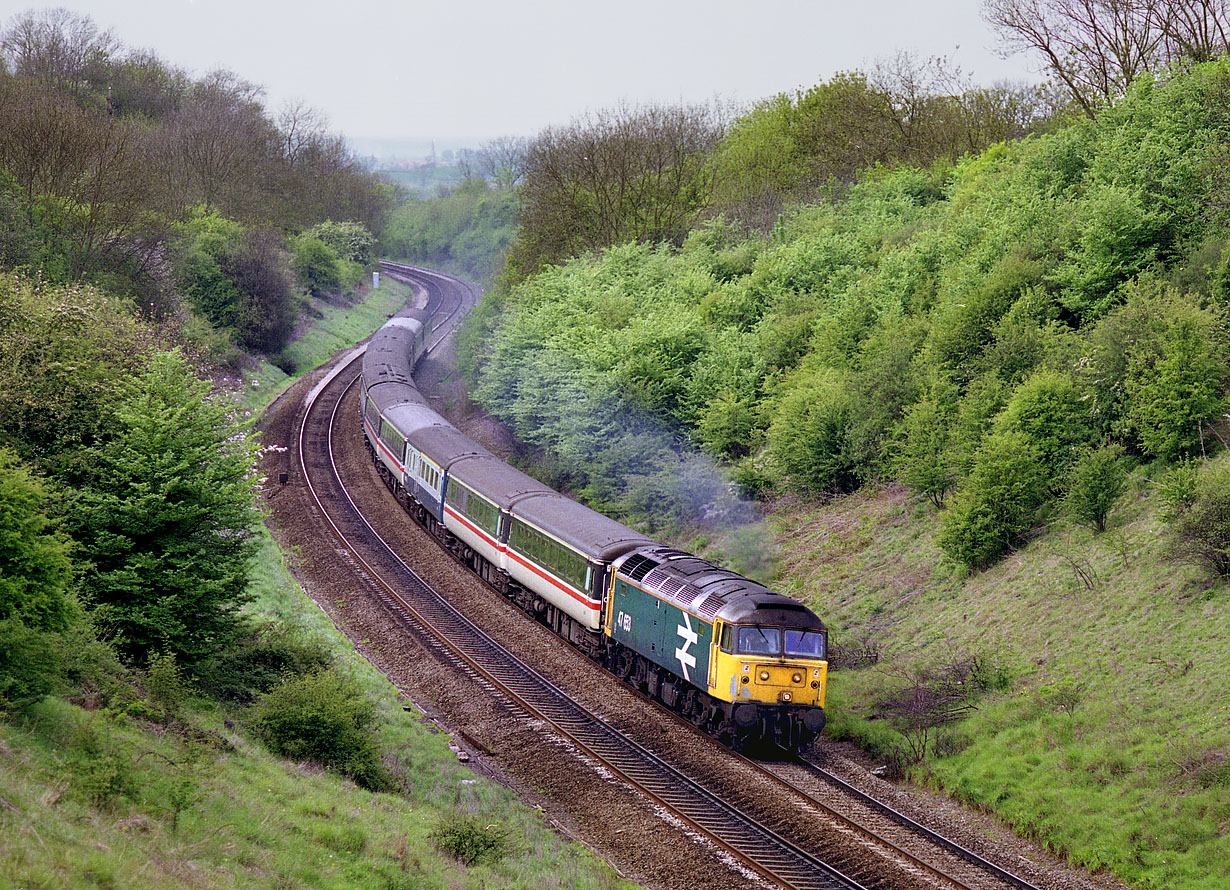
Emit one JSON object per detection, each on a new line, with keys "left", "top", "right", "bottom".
{"left": 938, "top": 431, "right": 1048, "bottom": 569}
{"left": 307, "top": 220, "right": 376, "bottom": 266}
{"left": 250, "top": 668, "right": 388, "bottom": 790}
{"left": 290, "top": 235, "right": 342, "bottom": 297}
{"left": 1167, "top": 460, "right": 1230, "bottom": 578}
{"left": 196, "top": 624, "right": 331, "bottom": 703}
{"left": 431, "top": 812, "right": 511, "bottom": 866}
{"left": 0, "top": 618, "right": 64, "bottom": 713}
{"left": 993, "top": 370, "right": 1094, "bottom": 481}
{"left": 1064, "top": 444, "right": 1128, "bottom": 532}
{"left": 893, "top": 397, "right": 956, "bottom": 508}
{"left": 767, "top": 368, "right": 860, "bottom": 493}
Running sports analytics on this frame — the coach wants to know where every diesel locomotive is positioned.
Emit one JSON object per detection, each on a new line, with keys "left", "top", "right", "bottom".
{"left": 359, "top": 305, "right": 829, "bottom": 748}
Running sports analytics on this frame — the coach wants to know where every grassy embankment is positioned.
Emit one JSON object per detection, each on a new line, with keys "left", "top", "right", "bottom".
{"left": 779, "top": 467, "right": 1230, "bottom": 890}
{"left": 0, "top": 278, "right": 636, "bottom": 890}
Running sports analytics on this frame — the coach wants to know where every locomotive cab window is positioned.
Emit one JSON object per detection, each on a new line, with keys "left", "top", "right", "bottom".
{"left": 736, "top": 626, "right": 781, "bottom": 655}
{"left": 718, "top": 623, "right": 734, "bottom": 653}
{"left": 784, "top": 629, "right": 827, "bottom": 659}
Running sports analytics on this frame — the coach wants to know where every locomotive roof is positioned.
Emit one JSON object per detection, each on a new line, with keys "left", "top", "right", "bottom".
{"left": 512, "top": 493, "right": 654, "bottom": 562}
{"left": 446, "top": 454, "right": 556, "bottom": 508}
{"left": 613, "top": 545, "right": 825, "bottom": 629}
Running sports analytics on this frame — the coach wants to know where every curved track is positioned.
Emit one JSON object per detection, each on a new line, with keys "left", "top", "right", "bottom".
{"left": 292, "top": 264, "right": 1047, "bottom": 890}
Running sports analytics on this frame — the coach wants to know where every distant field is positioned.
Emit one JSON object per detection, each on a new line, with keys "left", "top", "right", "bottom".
{"left": 377, "top": 166, "right": 467, "bottom": 194}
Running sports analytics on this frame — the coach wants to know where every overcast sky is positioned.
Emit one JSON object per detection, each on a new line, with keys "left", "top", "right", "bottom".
{"left": 2, "top": 1, "right": 1040, "bottom": 149}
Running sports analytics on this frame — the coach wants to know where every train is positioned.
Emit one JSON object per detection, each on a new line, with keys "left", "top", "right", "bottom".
{"left": 359, "top": 303, "right": 829, "bottom": 748}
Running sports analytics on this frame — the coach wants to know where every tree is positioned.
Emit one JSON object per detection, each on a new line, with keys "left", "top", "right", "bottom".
{"left": 459, "top": 136, "right": 530, "bottom": 188}
{"left": 0, "top": 76, "right": 163, "bottom": 282}
{"left": 0, "top": 7, "right": 118, "bottom": 100}
{"left": 0, "top": 448, "right": 75, "bottom": 631}
{"left": 938, "top": 430, "right": 1049, "bottom": 569}
{"left": 983, "top": 0, "right": 1230, "bottom": 117}
{"left": 1064, "top": 443, "right": 1127, "bottom": 531}
{"left": 0, "top": 274, "right": 152, "bottom": 462}
{"left": 66, "top": 351, "right": 259, "bottom": 666}
{"left": 1167, "top": 459, "right": 1230, "bottom": 576}
{"left": 509, "top": 102, "right": 723, "bottom": 276}
{"left": 895, "top": 398, "right": 957, "bottom": 508}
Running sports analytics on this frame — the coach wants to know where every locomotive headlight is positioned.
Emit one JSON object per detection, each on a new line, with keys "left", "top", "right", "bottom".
{"left": 811, "top": 681, "right": 819, "bottom": 689}
{"left": 791, "top": 672, "right": 803, "bottom": 684}
{"left": 758, "top": 669, "right": 770, "bottom": 682}
{"left": 741, "top": 675, "right": 749, "bottom": 684}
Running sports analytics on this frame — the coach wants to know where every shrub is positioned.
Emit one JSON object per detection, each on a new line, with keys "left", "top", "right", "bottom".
{"left": 431, "top": 812, "right": 511, "bottom": 867}
{"left": 767, "top": 368, "right": 860, "bottom": 493}
{"left": 893, "top": 397, "right": 956, "bottom": 508}
{"left": 196, "top": 624, "right": 331, "bottom": 703}
{"left": 1157, "top": 458, "right": 1200, "bottom": 520}
{"left": 1064, "top": 444, "right": 1127, "bottom": 532}
{"left": 1167, "top": 460, "right": 1230, "bottom": 577}
{"left": 291, "top": 235, "right": 342, "bottom": 297}
{"left": 993, "top": 370, "right": 1094, "bottom": 481}
{"left": 146, "top": 650, "right": 190, "bottom": 725}
{"left": 250, "top": 668, "right": 388, "bottom": 790}
{"left": 307, "top": 220, "right": 376, "bottom": 266}
{"left": 938, "top": 431, "right": 1048, "bottom": 569}
{"left": 0, "top": 618, "right": 64, "bottom": 713}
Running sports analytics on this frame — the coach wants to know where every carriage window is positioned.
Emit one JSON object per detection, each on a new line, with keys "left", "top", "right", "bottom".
{"left": 784, "top": 629, "right": 827, "bottom": 659}
{"left": 736, "top": 626, "right": 781, "bottom": 655}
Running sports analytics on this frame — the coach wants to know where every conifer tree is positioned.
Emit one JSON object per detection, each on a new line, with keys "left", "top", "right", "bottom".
{"left": 68, "top": 351, "right": 259, "bottom": 665}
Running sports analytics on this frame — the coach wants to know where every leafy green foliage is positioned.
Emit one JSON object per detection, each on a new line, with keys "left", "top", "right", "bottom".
{"left": 174, "top": 210, "right": 299, "bottom": 353}
{"left": 1064, "top": 444, "right": 1128, "bottom": 532}
{"left": 305, "top": 220, "right": 375, "bottom": 266}
{"left": 894, "top": 397, "right": 956, "bottom": 507}
{"left": 251, "top": 668, "right": 388, "bottom": 791}
{"left": 0, "top": 618, "right": 65, "bottom": 712}
{"left": 463, "top": 61, "right": 1230, "bottom": 570}
{"left": 0, "top": 448, "right": 75, "bottom": 631}
{"left": 0, "top": 274, "right": 153, "bottom": 463}
{"left": 65, "top": 351, "right": 259, "bottom": 666}
{"left": 993, "top": 370, "right": 1095, "bottom": 481}
{"left": 195, "top": 624, "right": 332, "bottom": 703}
{"left": 1167, "top": 459, "right": 1230, "bottom": 577}
{"left": 938, "top": 431, "right": 1048, "bottom": 569}
{"left": 383, "top": 177, "right": 518, "bottom": 282}
{"left": 431, "top": 812, "right": 511, "bottom": 867}
{"left": 290, "top": 234, "right": 342, "bottom": 296}
{"left": 145, "top": 650, "right": 190, "bottom": 725}
{"left": 767, "top": 368, "right": 860, "bottom": 493}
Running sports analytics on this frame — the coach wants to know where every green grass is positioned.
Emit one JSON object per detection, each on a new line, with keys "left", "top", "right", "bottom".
{"left": 776, "top": 467, "right": 1230, "bottom": 889}
{"left": 0, "top": 274, "right": 637, "bottom": 890}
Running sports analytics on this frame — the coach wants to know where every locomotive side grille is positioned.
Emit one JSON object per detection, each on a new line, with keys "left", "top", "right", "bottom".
{"left": 696, "top": 593, "right": 725, "bottom": 618}
{"left": 643, "top": 567, "right": 671, "bottom": 588}
{"left": 658, "top": 577, "right": 685, "bottom": 599}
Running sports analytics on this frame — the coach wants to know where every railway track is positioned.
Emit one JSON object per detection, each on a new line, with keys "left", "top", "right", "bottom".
{"left": 290, "top": 264, "right": 1047, "bottom": 890}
